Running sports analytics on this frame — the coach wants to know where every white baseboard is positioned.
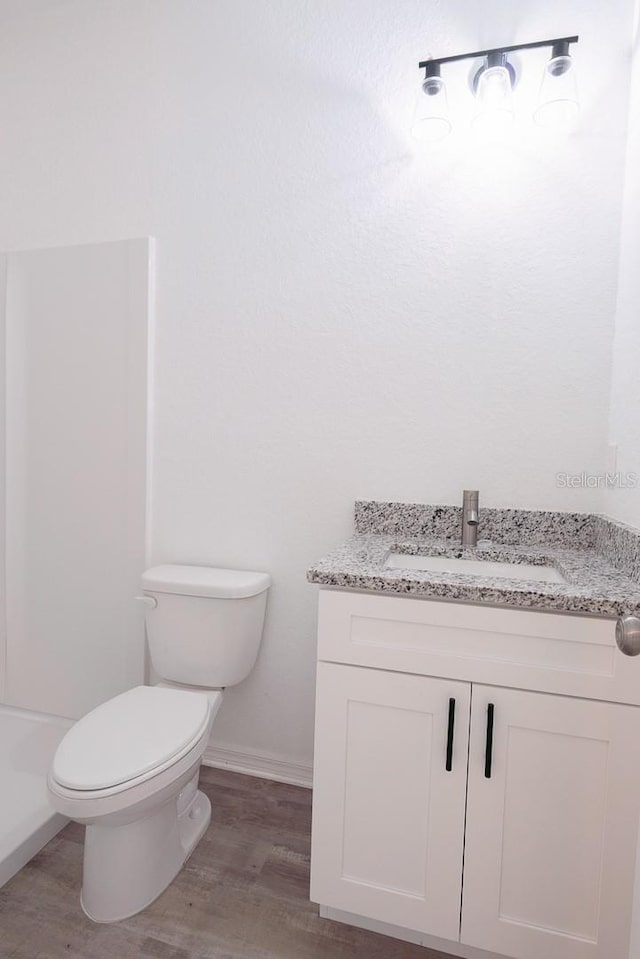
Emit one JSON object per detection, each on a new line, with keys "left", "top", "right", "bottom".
{"left": 202, "top": 743, "right": 313, "bottom": 789}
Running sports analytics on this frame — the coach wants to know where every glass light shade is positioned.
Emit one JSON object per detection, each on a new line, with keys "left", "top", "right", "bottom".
{"left": 534, "top": 54, "right": 579, "bottom": 128}
{"left": 473, "top": 65, "right": 515, "bottom": 134}
{"left": 411, "top": 76, "right": 452, "bottom": 143}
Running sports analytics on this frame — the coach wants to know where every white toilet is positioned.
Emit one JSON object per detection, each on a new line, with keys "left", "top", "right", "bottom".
{"left": 48, "top": 564, "right": 271, "bottom": 923}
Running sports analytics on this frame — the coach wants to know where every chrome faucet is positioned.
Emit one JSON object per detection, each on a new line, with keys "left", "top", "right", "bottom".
{"left": 461, "top": 490, "right": 479, "bottom": 546}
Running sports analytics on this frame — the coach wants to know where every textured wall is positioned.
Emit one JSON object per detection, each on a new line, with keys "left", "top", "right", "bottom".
{"left": 0, "top": 0, "right": 634, "bottom": 767}
{"left": 607, "top": 10, "right": 640, "bottom": 530}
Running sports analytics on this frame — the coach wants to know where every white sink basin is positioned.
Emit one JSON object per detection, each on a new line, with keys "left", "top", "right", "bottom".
{"left": 384, "top": 552, "right": 566, "bottom": 585}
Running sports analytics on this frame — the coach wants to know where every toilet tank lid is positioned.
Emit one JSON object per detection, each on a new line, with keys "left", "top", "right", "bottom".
{"left": 142, "top": 564, "right": 271, "bottom": 599}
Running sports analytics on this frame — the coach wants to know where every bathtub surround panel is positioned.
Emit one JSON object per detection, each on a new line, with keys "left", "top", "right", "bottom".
{"left": 1, "top": 239, "right": 152, "bottom": 718}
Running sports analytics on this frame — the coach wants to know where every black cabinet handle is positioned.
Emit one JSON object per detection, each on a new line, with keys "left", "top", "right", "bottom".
{"left": 484, "top": 703, "right": 495, "bottom": 778}
{"left": 445, "top": 698, "right": 456, "bottom": 771}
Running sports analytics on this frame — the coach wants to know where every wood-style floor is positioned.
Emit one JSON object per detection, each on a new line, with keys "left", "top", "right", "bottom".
{"left": 0, "top": 767, "right": 451, "bottom": 959}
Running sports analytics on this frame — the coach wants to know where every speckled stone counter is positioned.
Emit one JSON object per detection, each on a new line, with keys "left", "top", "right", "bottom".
{"left": 307, "top": 502, "right": 640, "bottom": 617}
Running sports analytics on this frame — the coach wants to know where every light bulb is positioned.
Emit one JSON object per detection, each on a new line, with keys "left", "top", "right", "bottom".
{"left": 411, "top": 68, "right": 452, "bottom": 143}
{"left": 473, "top": 60, "right": 515, "bottom": 134}
{"left": 534, "top": 52, "right": 579, "bottom": 128}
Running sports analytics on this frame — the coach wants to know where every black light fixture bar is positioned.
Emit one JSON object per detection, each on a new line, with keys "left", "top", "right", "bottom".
{"left": 419, "top": 35, "right": 578, "bottom": 69}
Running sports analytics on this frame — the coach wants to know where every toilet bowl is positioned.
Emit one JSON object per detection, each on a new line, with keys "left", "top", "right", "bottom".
{"left": 48, "top": 685, "right": 222, "bottom": 921}
{"left": 48, "top": 564, "right": 270, "bottom": 922}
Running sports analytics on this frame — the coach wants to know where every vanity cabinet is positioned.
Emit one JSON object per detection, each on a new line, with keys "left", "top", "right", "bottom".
{"left": 462, "top": 685, "right": 639, "bottom": 959}
{"left": 311, "top": 590, "right": 640, "bottom": 959}
{"left": 311, "top": 663, "right": 470, "bottom": 941}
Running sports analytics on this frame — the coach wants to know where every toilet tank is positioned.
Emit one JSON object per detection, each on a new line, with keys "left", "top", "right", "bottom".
{"left": 140, "top": 565, "right": 271, "bottom": 688}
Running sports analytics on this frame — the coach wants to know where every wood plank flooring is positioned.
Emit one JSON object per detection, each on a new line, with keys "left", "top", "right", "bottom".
{"left": 0, "top": 768, "right": 451, "bottom": 959}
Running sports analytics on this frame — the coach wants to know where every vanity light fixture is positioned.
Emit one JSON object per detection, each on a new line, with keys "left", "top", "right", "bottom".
{"left": 414, "top": 35, "right": 579, "bottom": 141}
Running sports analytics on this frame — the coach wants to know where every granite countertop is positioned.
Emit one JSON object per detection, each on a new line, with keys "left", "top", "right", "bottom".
{"left": 307, "top": 501, "right": 640, "bottom": 618}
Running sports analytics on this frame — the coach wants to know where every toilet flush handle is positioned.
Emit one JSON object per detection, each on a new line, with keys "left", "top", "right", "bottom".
{"left": 134, "top": 595, "right": 158, "bottom": 609}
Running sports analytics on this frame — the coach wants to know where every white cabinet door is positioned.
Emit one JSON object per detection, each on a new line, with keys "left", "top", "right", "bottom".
{"left": 462, "top": 685, "right": 640, "bottom": 959}
{"left": 311, "top": 662, "right": 470, "bottom": 940}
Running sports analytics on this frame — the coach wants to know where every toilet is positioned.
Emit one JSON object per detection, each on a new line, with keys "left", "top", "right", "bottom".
{"left": 47, "top": 564, "right": 271, "bottom": 923}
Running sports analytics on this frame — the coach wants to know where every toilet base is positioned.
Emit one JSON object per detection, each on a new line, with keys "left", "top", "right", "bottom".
{"left": 80, "top": 784, "right": 211, "bottom": 922}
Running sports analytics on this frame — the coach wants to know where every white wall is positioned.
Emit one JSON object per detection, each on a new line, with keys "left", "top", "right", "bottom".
{"left": 607, "top": 7, "right": 640, "bottom": 529}
{"left": 0, "top": 0, "right": 634, "bottom": 768}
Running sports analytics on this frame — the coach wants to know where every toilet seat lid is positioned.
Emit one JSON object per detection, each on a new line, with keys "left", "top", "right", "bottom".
{"left": 52, "top": 686, "right": 212, "bottom": 791}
